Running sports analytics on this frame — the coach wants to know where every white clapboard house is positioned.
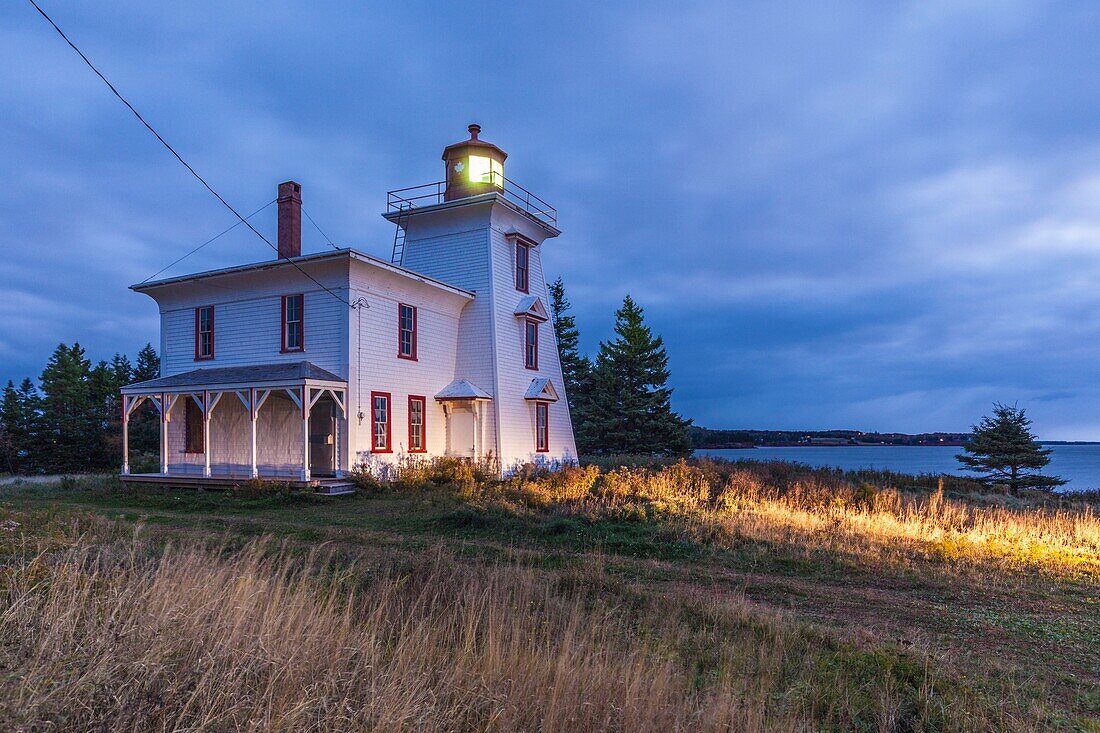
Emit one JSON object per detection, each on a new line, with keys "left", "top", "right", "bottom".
{"left": 120, "top": 126, "right": 577, "bottom": 488}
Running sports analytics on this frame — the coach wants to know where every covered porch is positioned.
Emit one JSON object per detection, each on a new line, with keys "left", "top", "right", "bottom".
{"left": 120, "top": 362, "right": 348, "bottom": 486}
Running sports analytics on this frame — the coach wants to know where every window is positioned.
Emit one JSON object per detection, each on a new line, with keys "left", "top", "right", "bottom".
{"left": 535, "top": 402, "right": 549, "bottom": 452}
{"left": 398, "top": 303, "right": 417, "bottom": 360}
{"left": 194, "top": 306, "right": 214, "bottom": 360}
{"left": 408, "top": 395, "right": 426, "bottom": 453}
{"left": 371, "top": 392, "right": 391, "bottom": 453}
{"left": 184, "top": 397, "right": 204, "bottom": 453}
{"left": 282, "top": 294, "right": 304, "bottom": 352}
{"left": 515, "top": 242, "right": 530, "bottom": 293}
{"left": 468, "top": 155, "right": 503, "bottom": 186}
{"left": 524, "top": 319, "right": 539, "bottom": 370}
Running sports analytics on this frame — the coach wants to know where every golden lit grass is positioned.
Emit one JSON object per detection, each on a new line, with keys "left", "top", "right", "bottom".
{"left": 492, "top": 461, "right": 1100, "bottom": 579}
{"left": 0, "top": 521, "right": 1018, "bottom": 733}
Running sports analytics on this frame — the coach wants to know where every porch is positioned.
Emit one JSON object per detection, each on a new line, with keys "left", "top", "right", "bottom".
{"left": 120, "top": 362, "right": 348, "bottom": 484}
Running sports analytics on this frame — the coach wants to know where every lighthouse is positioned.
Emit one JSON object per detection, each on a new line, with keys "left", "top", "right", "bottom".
{"left": 383, "top": 125, "right": 575, "bottom": 468}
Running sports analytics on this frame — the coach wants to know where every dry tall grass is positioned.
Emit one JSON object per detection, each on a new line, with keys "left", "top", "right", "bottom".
{"left": 490, "top": 460, "right": 1100, "bottom": 578}
{"left": 0, "top": 537, "right": 793, "bottom": 732}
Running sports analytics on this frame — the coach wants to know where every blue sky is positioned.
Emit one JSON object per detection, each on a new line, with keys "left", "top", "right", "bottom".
{"left": 4, "top": 1, "right": 1100, "bottom": 437}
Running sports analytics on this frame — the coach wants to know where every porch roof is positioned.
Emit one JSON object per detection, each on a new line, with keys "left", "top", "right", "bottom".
{"left": 122, "top": 361, "right": 345, "bottom": 394}
{"left": 435, "top": 379, "right": 492, "bottom": 401}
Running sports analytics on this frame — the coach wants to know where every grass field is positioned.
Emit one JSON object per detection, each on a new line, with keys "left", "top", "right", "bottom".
{"left": 0, "top": 458, "right": 1097, "bottom": 731}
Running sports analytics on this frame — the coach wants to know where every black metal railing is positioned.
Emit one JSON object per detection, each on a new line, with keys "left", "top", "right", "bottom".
{"left": 386, "top": 175, "right": 557, "bottom": 226}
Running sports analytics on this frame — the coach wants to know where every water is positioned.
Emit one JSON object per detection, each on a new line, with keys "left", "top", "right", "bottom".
{"left": 694, "top": 444, "right": 1100, "bottom": 492}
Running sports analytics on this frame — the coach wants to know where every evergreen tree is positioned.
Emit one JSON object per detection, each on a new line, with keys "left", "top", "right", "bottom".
{"left": 133, "top": 343, "right": 160, "bottom": 382}
{"left": 1, "top": 379, "right": 40, "bottom": 473}
{"left": 587, "top": 295, "right": 691, "bottom": 456}
{"left": 547, "top": 278, "right": 593, "bottom": 449}
{"left": 38, "top": 343, "right": 95, "bottom": 472}
{"left": 130, "top": 343, "right": 161, "bottom": 455}
{"left": 957, "top": 403, "right": 1065, "bottom": 493}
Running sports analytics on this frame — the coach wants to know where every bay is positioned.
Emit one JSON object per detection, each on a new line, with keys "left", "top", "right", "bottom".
{"left": 694, "top": 444, "right": 1100, "bottom": 492}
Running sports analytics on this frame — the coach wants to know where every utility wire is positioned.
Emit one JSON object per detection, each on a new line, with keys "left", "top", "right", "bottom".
{"left": 139, "top": 199, "right": 275, "bottom": 284}
{"left": 303, "top": 207, "right": 340, "bottom": 251}
{"left": 28, "top": 0, "right": 352, "bottom": 307}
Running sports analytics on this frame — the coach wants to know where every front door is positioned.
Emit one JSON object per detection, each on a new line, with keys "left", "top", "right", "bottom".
{"left": 447, "top": 406, "right": 476, "bottom": 458}
{"left": 309, "top": 395, "right": 336, "bottom": 476}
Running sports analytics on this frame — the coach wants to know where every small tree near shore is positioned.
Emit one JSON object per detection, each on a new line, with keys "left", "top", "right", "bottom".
{"left": 956, "top": 403, "right": 1065, "bottom": 493}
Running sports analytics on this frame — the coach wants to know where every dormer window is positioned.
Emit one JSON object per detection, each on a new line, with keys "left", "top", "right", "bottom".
{"left": 468, "top": 155, "right": 503, "bottom": 187}
{"left": 515, "top": 241, "right": 530, "bottom": 293}
{"left": 194, "top": 306, "right": 214, "bottom": 360}
{"left": 282, "top": 294, "right": 304, "bottom": 352}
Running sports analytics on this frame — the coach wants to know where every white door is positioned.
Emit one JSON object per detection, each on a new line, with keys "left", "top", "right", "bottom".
{"left": 448, "top": 408, "right": 476, "bottom": 458}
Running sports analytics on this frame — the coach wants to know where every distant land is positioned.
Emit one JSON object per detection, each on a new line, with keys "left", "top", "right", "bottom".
{"left": 690, "top": 427, "right": 971, "bottom": 449}
{"left": 690, "top": 428, "right": 1100, "bottom": 449}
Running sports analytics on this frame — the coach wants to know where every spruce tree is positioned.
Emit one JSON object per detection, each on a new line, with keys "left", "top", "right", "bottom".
{"left": 589, "top": 295, "right": 691, "bottom": 456}
{"left": 957, "top": 403, "right": 1065, "bottom": 493}
{"left": 1, "top": 379, "right": 40, "bottom": 473}
{"left": 130, "top": 344, "right": 161, "bottom": 455}
{"left": 38, "top": 343, "right": 95, "bottom": 472}
{"left": 548, "top": 278, "right": 592, "bottom": 446}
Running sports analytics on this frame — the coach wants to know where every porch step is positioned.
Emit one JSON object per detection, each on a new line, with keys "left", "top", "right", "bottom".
{"left": 314, "top": 481, "right": 356, "bottom": 496}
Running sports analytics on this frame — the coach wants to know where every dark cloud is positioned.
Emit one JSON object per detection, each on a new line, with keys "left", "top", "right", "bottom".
{"left": 3, "top": 1, "right": 1100, "bottom": 437}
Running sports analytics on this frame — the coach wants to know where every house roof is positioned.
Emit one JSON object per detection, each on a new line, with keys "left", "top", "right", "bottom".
{"left": 131, "top": 248, "right": 474, "bottom": 299}
{"left": 523, "top": 377, "right": 559, "bottom": 402}
{"left": 122, "top": 361, "right": 344, "bottom": 392}
{"left": 435, "top": 379, "right": 493, "bottom": 401}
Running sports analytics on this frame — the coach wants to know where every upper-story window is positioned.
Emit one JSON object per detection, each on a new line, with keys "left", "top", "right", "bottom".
{"left": 282, "top": 294, "right": 304, "bottom": 352}
{"left": 398, "top": 303, "right": 417, "bottom": 360}
{"left": 524, "top": 318, "right": 539, "bottom": 370}
{"left": 515, "top": 241, "right": 530, "bottom": 293}
{"left": 194, "top": 306, "right": 214, "bottom": 360}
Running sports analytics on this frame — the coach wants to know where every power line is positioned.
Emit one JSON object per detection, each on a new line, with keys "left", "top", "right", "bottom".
{"left": 28, "top": 0, "right": 352, "bottom": 307}
{"left": 139, "top": 199, "right": 275, "bottom": 284}
{"left": 303, "top": 207, "right": 340, "bottom": 251}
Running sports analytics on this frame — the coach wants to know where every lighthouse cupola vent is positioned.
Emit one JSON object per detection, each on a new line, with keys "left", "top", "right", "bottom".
{"left": 442, "top": 123, "right": 507, "bottom": 201}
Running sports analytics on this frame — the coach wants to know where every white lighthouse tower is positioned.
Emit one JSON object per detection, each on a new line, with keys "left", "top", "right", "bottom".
{"left": 384, "top": 125, "right": 577, "bottom": 468}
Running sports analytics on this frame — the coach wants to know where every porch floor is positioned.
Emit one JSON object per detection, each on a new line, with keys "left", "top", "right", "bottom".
{"left": 120, "top": 473, "right": 355, "bottom": 494}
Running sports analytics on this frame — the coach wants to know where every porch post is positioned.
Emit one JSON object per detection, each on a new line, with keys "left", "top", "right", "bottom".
{"left": 301, "top": 385, "right": 311, "bottom": 482}
{"left": 160, "top": 392, "right": 169, "bottom": 475}
{"left": 202, "top": 390, "right": 212, "bottom": 478}
{"left": 249, "top": 387, "right": 258, "bottom": 479}
{"left": 121, "top": 394, "right": 130, "bottom": 475}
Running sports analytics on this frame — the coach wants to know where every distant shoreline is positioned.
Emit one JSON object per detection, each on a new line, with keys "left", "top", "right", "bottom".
{"left": 698, "top": 442, "right": 1100, "bottom": 449}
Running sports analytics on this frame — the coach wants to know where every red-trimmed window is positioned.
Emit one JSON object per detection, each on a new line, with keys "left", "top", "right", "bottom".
{"left": 184, "top": 397, "right": 204, "bottom": 453}
{"left": 282, "top": 294, "right": 304, "bottom": 352}
{"left": 371, "top": 392, "right": 391, "bottom": 453}
{"left": 408, "top": 395, "right": 426, "bottom": 453}
{"left": 535, "top": 401, "right": 549, "bottom": 453}
{"left": 398, "top": 303, "right": 417, "bottom": 360}
{"left": 524, "top": 319, "right": 539, "bottom": 370}
{"left": 515, "top": 241, "right": 530, "bottom": 293}
{"left": 194, "top": 306, "right": 214, "bottom": 361}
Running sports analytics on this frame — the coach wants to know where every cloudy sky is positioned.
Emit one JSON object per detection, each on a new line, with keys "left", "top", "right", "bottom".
{"left": 4, "top": 1, "right": 1100, "bottom": 437}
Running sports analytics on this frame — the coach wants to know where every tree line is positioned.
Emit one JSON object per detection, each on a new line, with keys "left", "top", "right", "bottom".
{"left": 0, "top": 343, "right": 161, "bottom": 474}
{"left": 548, "top": 279, "right": 692, "bottom": 456}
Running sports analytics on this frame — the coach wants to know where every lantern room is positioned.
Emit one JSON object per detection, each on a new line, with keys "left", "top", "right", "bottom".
{"left": 442, "top": 123, "right": 507, "bottom": 201}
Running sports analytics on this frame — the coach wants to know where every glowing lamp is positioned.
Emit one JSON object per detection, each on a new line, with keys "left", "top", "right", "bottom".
{"left": 443, "top": 124, "right": 507, "bottom": 201}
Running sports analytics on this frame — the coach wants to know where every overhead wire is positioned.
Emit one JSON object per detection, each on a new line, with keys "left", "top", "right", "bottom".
{"left": 303, "top": 207, "right": 340, "bottom": 251}
{"left": 139, "top": 199, "right": 275, "bottom": 284}
{"left": 27, "top": 0, "right": 353, "bottom": 308}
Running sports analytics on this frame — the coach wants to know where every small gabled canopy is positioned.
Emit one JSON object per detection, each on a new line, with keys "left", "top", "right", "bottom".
{"left": 513, "top": 295, "right": 549, "bottom": 323}
{"left": 523, "top": 377, "right": 559, "bottom": 402}
{"left": 435, "top": 379, "right": 493, "bottom": 401}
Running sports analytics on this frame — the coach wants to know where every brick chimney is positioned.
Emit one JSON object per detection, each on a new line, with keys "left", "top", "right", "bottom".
{"left": 277, "top": 180, "right": 302, "bottom": 259}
